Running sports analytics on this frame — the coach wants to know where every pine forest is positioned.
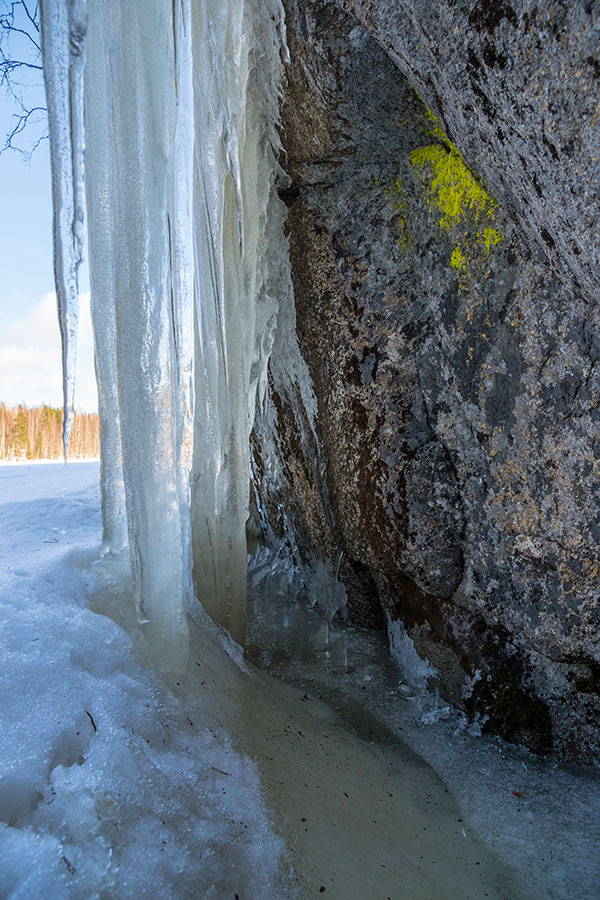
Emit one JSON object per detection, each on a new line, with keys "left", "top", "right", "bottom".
{"left": 0, "top": 403, "right": 99, "bottom": 460}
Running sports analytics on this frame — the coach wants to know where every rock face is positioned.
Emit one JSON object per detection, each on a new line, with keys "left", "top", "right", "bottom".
{"left": 251, "top": 0, "right": 600, "bottom": 764}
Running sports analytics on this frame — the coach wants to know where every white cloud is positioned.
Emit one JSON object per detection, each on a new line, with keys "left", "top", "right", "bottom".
{"left": 0, "top": 291, "right": 98, "bottom": 412}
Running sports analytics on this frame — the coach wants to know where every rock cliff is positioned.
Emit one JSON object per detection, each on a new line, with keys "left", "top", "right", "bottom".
{"left": 252, "top": 0, "right": 600, "bottom": 764}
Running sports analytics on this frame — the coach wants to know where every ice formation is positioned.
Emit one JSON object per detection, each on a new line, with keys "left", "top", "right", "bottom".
{"left": 41, "top": 0, "right": 288, "bottom": 662}
{"left": 40, "top": 0, "right": 87, "bottom": 457}
{"left": 387, "top": 615, "right": 436, "bottom": 692}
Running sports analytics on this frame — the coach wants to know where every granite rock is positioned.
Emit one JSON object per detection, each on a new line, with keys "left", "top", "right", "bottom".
{"left": 251, "top": 0, "right": 600, "bottom": 764}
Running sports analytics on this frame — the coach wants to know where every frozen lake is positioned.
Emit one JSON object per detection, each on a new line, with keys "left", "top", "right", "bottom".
{"left": 0, "top": 460, "right": 100, "bottom": 504}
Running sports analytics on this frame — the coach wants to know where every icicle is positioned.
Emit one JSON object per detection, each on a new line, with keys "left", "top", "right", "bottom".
{"left": 191, "top": 0, "right": 287, "bottom": 644}
{"left": 40, "top": 0, "right": 87, "bottom": 458}
{"left": 94, "top": 0, "right": 191, "bottom": 666}
{"left": 171, "top": 0, "right": 196, "bottom": 610}
{"left": 42, "top": 0, "right": 288, "bottom": 662}
{"left": 82, "top": 0, "right": 126, "bottom": 553}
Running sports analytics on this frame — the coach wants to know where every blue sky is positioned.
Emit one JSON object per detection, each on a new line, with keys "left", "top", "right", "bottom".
{"left": 0, "top": 68, "right": 55, "bottom": 330}
{"left": 0, "top": 7, "right": 96, "bottom": 411}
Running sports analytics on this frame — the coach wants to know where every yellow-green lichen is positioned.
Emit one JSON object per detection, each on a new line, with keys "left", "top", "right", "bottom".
{"left": 424, "top": 105, "right": 454, "bottom": 147}
{"left": 450, "top": 246, "right": 467, "bottom": 270}
{"left": 414, "top": 88, "right": 463, "bottom": 157}
{"left": 409, "top": 99, "right": 503, "bottom": 274}
{"left": 481, "top": 226, "right": 502, "bottom": 254}
{"left": 409, "top": 143, "right": 497, "bottom": 231}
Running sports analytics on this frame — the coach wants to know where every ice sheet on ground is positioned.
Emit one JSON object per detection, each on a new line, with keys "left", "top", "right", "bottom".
{"left": 247, "top": 552, "right": 600, "bottom": 900}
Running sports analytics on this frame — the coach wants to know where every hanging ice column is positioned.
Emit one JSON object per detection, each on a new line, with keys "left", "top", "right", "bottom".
{"left": 41, "top": 0, "right": 287, "bottom": 661}
{"left": 40, "top": 0, "right": 87, "bottom": 457}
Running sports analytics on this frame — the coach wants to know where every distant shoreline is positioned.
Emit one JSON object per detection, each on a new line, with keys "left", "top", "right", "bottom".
{"left": 0, "top": 458, "right": 99, "bottom": 466}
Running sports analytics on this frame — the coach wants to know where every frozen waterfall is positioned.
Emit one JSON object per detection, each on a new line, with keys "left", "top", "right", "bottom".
{"left": 40, "top": 0, "right": 288, "bottom": 663}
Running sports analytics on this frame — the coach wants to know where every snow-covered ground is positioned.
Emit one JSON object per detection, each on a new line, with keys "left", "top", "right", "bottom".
{"left": 0, "top": 463, "right": 288, "bottom": 899}
{"left": 0, "top": 459, "right": 99, "bottom": 501}
{"left": 1, "top": 462, "right": 555, "bottom": 899}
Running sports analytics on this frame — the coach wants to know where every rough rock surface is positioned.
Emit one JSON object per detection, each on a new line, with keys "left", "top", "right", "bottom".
{"left": 251, "top": 0, "right": 600, "bottom": 764}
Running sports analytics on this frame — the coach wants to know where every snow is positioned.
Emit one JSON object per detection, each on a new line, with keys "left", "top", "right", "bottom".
{"left": 0, "top": 463, "right": 289, "bottom": 899}
{"left": 0, "top": 460, "right": 98, "bottom": 503}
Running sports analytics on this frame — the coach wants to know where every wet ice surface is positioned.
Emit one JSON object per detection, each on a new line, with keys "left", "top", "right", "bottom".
{"left": 247, "top": 579, "right": 600, "bottom": 900}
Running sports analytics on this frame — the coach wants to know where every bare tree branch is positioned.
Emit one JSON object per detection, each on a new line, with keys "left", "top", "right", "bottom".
{"left": 0, "top": 0, "right": 46, "bottom": 157}
{"left": 0, "top": 0, "right": 40, "bottom": 49}
{"left": 21, "top": 1, "right": 40, "bottom": 35}
{"left": 0, "top": 20, "right": 41, "bottom": 53}
{"left": 3, "top": 103, "right": 45, "bottom": 152}
{"left": 0, "top": 52, "right": 43, "bottom": 80}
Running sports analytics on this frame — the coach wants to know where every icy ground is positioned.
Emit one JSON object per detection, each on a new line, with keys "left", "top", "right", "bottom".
{"left": 1, "top": 463, "right": 535, "bottom": 900}
{"left": 4, "top": 463, "right": 587, "bottom": 900}
{"left": 247, "top": 576, "right": 600, "bottom": 900}
{"left": 0, "top": 462, "right": 288, "bottom": 899}
{"left": 0, "top": 459, "right": 100, "bottom": 502}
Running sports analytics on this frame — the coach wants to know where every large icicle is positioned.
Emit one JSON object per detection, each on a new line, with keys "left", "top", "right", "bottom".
{"left": 82, "top": 2, "right": 126, "bottom": 554}
{"left": 171, "top": 0, "right": 197, "bottom": 612}
{"left": 93, "top": 0, "right": 191, "bottom": 665}
{"left": 40, "top": 0, "right": 87, "bottom": 457}
{"left": 191, "top": 0, "right": 285, "bottom": 643}
{"left": 42, "top": 0, "right": 287, "bottom": 663}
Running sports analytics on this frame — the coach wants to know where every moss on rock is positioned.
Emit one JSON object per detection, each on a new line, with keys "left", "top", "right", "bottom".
{"left": 468, "top": 672, "right": 553, "bottom": 755}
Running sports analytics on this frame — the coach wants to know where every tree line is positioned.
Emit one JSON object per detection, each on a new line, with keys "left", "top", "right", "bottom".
{"left": 0, "top": 403, "right": 99, "bottom": 460}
